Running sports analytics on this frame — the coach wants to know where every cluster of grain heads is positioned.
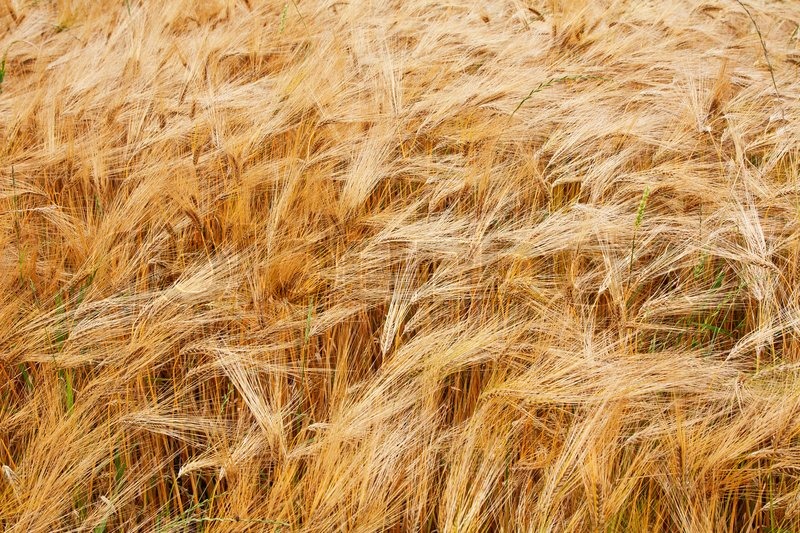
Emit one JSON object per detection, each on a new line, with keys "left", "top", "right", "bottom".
{"left": 0, "top": 0, "right": 799, "bottom": 531}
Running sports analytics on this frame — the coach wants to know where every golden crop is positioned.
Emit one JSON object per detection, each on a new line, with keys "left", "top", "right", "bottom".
{"left": 2, "top": 0, "right": 800, "bottom": 530}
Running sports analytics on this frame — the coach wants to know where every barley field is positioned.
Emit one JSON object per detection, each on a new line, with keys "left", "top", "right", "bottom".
{"left": 2, "top": 0, "right": 800, "bottom": 531}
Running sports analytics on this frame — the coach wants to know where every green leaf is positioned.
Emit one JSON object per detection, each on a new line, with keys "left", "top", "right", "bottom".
{"left": 114, "top": 448, "right": 126, "bottom": 488}
{"left": 711, "top": 270, "right": 724, "bottom": 290}
{"left": 60, "top": 369, "right": 74, "bottom": 415}
{"left": 19, "top": 364, "right": 33, "bottom": 390}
